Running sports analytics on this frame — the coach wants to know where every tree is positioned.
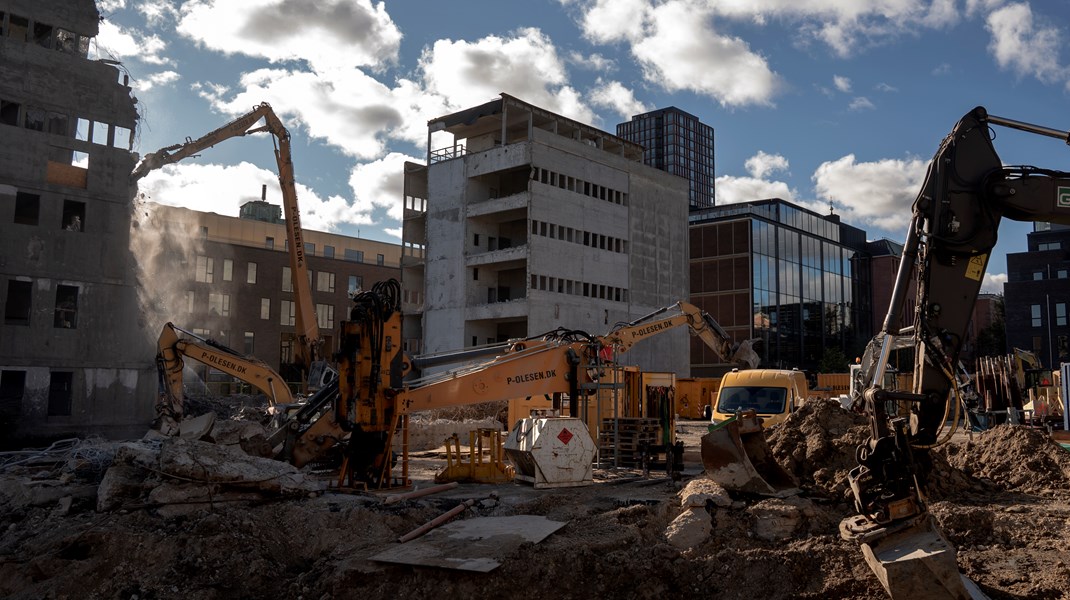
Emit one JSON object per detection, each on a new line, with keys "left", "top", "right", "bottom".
{"left": 974, "top": 296, "right": 1006, "bottom": 358}
{"left": 817, "top": 346, "right": 850, "bottom": 373}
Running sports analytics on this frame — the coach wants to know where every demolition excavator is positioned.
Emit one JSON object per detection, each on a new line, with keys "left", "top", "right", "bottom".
{"left": 264, "top": 288, "right": 758, "bottom": 486}
{"left": 841, "top": 107, "right": 1070, "bottom": 599}
{"left": 133, "top": 103, "right": 326, "bottom": 391}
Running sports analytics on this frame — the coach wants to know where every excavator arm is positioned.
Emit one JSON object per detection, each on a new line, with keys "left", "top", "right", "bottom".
{"left": 845, "top": 107, "right": 1070, "bottom": 599}
{"left": 155, "top": 322, "right": 293, "bottom": 435}
{"left": 603, "top": 301, "right": 760, "bottom": 369}
{"left": 132, "top": 103, "right": 321, "bottom": 377}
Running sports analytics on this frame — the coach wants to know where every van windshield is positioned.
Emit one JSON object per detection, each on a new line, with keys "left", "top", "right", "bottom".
{"left": 717, "top": 386, "right": 787, "bottom": 414}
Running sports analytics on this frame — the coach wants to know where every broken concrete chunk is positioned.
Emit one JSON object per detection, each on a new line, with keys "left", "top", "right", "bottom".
{"left": 664, "top": 506, "right": 712, "bottom": 549}
{"left": 208, "top": 420, "right": 274, "bottom": 457}
{"left": 679, "top": 477, "right": 732, "bottom": 508}
{"left": 157, "top": 438, "right": 324, "bottom": 495}
{"left": 178, "top": 412, "right": 217, "bottom": 440}
{"left": 97, "top": 464, "right": 153, "bottom": 512}
{"left": 746, "top": 496, "right": 819, "bottom": 541}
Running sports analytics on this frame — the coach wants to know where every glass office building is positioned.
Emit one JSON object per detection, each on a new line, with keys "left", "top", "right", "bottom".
{"left": 617, "top": 107, "right": 715, "bottom": 210}
{"left": 688, "top": 199, "right": 872, "bottom": 373}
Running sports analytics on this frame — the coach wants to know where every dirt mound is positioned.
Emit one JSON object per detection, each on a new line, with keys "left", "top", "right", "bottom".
{"left": 765, "top": 398, "right": 869, "bottom": 499}
{"left": 940, "top": 425, "right": 1070, "bottom": 493}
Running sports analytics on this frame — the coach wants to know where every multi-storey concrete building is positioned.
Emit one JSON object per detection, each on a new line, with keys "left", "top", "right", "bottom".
{"left": 1004, "top": 223, "right": 1070, "bottom": 367}
{"left": 617, "top": 107, "right": 716, "bottom": 211}
{"left": 688, "top": 199, "right": 872, "bottom": 374}
{"left": 404, "top": 94, "right": 691, "bottom": 376}
{"left": 0, "top": 0, "right": 148, "bottom": 442}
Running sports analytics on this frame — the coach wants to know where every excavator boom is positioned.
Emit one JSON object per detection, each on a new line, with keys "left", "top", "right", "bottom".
{"left": 132, "top": 102, "right": 320, "bottom": 378}
{"left": 604, "top": 301, "right": 759, "bottom": 369}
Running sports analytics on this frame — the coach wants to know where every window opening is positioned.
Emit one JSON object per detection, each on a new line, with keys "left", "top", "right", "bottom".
{"left": 5, "top": 280, "right": 32, "bottom": 325}
{"left": 54, "top": 285, "right": 78, "bottom": 328}
{"left": 48, "top": 372, "right": 73, "bottom": 416}
{"left": 14, "top": 192, "right": 40, "bottom": 225}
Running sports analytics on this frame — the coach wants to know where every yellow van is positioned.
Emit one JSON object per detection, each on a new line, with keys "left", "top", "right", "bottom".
{"left": 710, "top": 369, "right": 809, "bottom": 428}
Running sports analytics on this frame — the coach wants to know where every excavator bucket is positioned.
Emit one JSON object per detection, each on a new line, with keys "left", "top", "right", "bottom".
{"left": 700, "top": 411, "right": 798, "bottom": 496}
{"left": 841, "top": 515, "right": 989, "bottom": 600}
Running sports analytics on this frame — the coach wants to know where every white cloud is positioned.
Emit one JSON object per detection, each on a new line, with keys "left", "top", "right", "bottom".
{"left": 92, "top": 20, "right": 171, "bottom": 65}
{"left": 589, "top": 80, "right": 650, "bottom": 119}
{"left": 568, "top": 51, "right": 616, "bottom": 72}
{"left": 135, "top": 161, "right": 372, "bottom": 232}
{"left": 97, "top": 0, "right": 127, "bottom": 12}
{"left": 981, "top": 272, "right": 1007, "bottom": 294}
{"left": 875, "top": 82, "right": 898, "bottom": 92}
{"left": 744, "top": 151, "right": 789, "bottom": 179}
{"left": 715, "top": 175, "right": 795, "bottom": 204}
{"left": 848, "top": 96, "right": 875, "bottom": 111}
{"left": 420, "top": 28, "right": 594, "bottom": 123}
{"left": 631, "top": 0, "right": 781, "bottom": 107}
{"left": 811, "top": 154, "right": 928, "bottom": 231}
{"left": 985, "top": 3, "right": 1067, "bottom": 85}
{"left": 176, "top": 0, "right": 402, "bottom": 72}
{"left": 931, "top": 62, "right": 952, "bottom": 76}
{"left": 833, "top": 75, "right": 851, "bottom": 92}
{"left": 577, "top": 0, "right": 652, "bottom": 44}
{"left": 135, "top": 70, "right": 180, "bottom": 91}
{"left": 347, "top": 152, "right": 419, "bottom": 224}
{"left": 138, "top": 0, "right": 179, "bottom": 26}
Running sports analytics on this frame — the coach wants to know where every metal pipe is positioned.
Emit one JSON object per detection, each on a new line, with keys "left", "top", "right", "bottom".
{"left": 383, "top": 481, "right": 458, "bottom": 505}
{"left": 397, "top": 498, "right": 476, "bottom": 543}
{"left": 987, "top": 113, "right": 1070, "bottom": 144}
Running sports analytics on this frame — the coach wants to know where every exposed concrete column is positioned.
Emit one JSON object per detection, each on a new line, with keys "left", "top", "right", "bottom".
{"left": 501, "top": 101, "right": 507, "bottom": 147}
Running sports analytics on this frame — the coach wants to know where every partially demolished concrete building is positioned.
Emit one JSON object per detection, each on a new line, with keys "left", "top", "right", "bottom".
{"left": 404, "top": 94, "right": 691, "bottom": 376}
{"left": 0, "top": 0, "right": 153, "bottom": 443}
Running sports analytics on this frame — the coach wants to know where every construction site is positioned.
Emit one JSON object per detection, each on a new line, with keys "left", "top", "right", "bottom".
{"left": 5, "top": 1, "right": 1070, "bottom": 599}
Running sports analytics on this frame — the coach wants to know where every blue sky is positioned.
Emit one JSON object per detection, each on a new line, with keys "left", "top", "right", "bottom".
{"left": 94, "top": 0, "right": 1070, "bottom": 293}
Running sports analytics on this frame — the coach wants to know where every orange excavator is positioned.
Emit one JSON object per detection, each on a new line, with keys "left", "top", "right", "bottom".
{"left": 267, "top": 287, "right": 759, "bottom": 487}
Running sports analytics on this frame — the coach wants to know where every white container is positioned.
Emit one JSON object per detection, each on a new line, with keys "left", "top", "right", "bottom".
{"left": 504, "top": 417, "right": 595, "bottom": 489}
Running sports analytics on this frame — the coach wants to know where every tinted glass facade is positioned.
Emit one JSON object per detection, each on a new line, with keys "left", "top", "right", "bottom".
{"left": 690, "top": 199, "right": 871, "bottom": 373}
{"left": 617, "top": 107, "right": 715, "bottom": 210}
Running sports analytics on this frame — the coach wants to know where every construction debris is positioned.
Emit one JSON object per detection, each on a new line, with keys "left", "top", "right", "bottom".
{"left": 0, "top": 410, "right": 1068, "bottom": 599}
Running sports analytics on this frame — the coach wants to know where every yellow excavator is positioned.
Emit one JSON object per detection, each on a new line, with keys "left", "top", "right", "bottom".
{"left": 132, "top": 103, "right": 326, "bottom": 390}
{"left": 155, "top": 322, "right": 294, "bottom": 435}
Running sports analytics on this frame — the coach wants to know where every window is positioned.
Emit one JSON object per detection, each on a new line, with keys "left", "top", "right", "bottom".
{"left": 316, "top": 271, "right": 335, "bottom": 292}
{"left": 265, "top": 236, "right": 275, "bottom": 249}
{"left": 1039, "top": 242, "right": 1061, "bottom": 251}
{"left": 199, "top": 226, "right": 208, "bottom": 239}
{"left": 61, "top": 200, "right": 85, "bottom": 231}
{"left": 1, "top": 99, "right": 21, "bottom": 126}
{"left": 474, "top": 233, "right": 480, "bottom": 247}
{"left": 247, "top": 262, "right": 257, "bottom": 284}
{"left": 14, "top": 192, "right": 39, "bottom": 225}
{"left": 304, "top": 242, "right": 315, "bottom": 256}
{"left": 5, "top": 280, "right": 32, "bottom": 325}
{"left": 186, "top": 290, "right": 195, "bottom": 313}
{"left": 7, "top": 15, "right": 27, "bottom": 42}
{"left": 316, "top": 304, "right": 334, "bottom": 329}
{"left": 1059, "top": 269, "right": 1068, "bottom": 279}
{"left": 222, "top": 259, "right": 233, "bottom": 282}
{"left": 1032, "top": 304, "right": 1042, "bottom": 327}
{"left": 473, "top": 268, "right": 479, "bottom": 281}
{"left": 323, "top": 245, "right": 335, "bottom": 258}
{"left": 280, "top": 300, "right": 295, "bottom": 326}
{"left": 195, "top": 256, "right": 214, "bottom": 283}
{"left": 260, "top": 298, "right": 270, "bottom": 320}
{"left": 348, "top": 275, "right": 362, "bottom": 296}
{"left": 282, "top": 266, "right": 292, "bottom": 292}
{"left": 55, "top": 28, "right": 81, "bottom": 55}
{"left": 377, "top": 254, "right": 385, "bottom": 266}
{"left": 1, "top": 370, "right": 27, "bottom": 418}
{"left": 48, "top": 372, "right": 73, "bottom": 416}
{"left": 1034, "top": 271, "right": 1044, "bottom": 281}
{"left": 208, "top": 293, "right": 231, "bottom": 317}
{"left": 23, "top": 106, "right": 44, "bottom": 131}
{"left": 344, "top": 248, "right": 364, "bottom": 262}
{"left": 244, "top": 332, "right": 255, "bottom": 355}
{"left": 1058, "top": 303, "right": 1067, "bottom": 327}
{"left": 53, "top": 285, "right": 78, "bottom": 328}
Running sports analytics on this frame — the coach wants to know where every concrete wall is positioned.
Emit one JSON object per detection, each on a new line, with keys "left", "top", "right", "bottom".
{"left": 0, "top": 0, "right": 152, "bottom": 443}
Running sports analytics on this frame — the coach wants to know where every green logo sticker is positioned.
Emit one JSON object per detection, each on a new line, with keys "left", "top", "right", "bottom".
{"left": 1059, "top": 186, "right": 1070, "bottom": 208}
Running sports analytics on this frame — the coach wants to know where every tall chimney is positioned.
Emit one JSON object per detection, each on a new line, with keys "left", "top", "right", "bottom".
{"left": 261, "top": 184, "right": 267, "bottom": 200}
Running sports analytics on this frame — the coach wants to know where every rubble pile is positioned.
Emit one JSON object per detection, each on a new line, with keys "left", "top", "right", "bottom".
{"left": 764, "top": 398, "right": 869, "bottom": 498}
{"left": 940, "top": 424, "right": 1070, "bottom": 492}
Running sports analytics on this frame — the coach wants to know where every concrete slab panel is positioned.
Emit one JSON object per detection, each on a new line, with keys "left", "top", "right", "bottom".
{"left": 369, "top": 515, "right": 566, "bottom": 572}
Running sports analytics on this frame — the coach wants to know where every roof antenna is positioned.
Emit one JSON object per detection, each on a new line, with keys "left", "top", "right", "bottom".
{"left": 828, "top": 201, "right": 835, "bottom": 215}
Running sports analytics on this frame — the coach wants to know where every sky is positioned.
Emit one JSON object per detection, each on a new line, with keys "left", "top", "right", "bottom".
{"left": 93, "top": 0, "right": 1070, "bottom": 294}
